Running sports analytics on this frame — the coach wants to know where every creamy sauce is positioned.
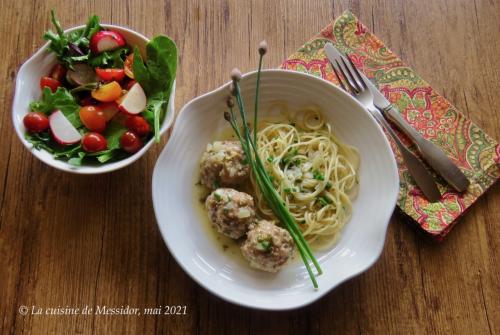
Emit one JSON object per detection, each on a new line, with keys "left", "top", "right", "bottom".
{"left": 192, "top": 179, "right": 302, "bottom": 266}
{"left": 192, "top": 175, "right": 248, "bottom": 264}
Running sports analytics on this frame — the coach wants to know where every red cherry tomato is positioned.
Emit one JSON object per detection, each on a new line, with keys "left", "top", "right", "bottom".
{"left": 50, "top": 63, "right": 67, "bottom": 82}
{"left": 81, "top": 132, "right": 107, "bottom": 153}
{"left": 125, "top": 115, "right": 150, "bottom": 136}
{"left": 120, "top": 131, "right": 142, "bottom": 153}
{"left": 95, "top": 68, "right": 125, "bottom": 82}
{"left": 79, "top": 105, "right": 107, "bottom": 133}
{"left": 23, "top": 112, "right": 49, "bottom": 133}
{"left": 40, "top": 76, "right": 60, "bottom": 92}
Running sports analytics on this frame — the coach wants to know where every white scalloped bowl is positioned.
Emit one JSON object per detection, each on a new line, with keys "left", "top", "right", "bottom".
{"left": 152, "top": 70, "right": 399, "bottom": 310}
{"left": 12, "top": 24, "right": 175, "bottom": 174}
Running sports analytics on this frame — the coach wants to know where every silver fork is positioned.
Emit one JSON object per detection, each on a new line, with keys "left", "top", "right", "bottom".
{"left": 330, "top": 57, "right": 442, "bottom": 202}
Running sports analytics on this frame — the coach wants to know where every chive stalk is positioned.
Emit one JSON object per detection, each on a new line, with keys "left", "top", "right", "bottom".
{"left": 224, "top": 42, "right": 322, "bottom": 288}
{"left": 254, "top": 40, "right": 267, "bottom": 144}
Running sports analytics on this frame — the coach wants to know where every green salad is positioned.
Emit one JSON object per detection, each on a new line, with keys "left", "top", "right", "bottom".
{"left": 24, "top": 11, "right": 177, "bottom": 166}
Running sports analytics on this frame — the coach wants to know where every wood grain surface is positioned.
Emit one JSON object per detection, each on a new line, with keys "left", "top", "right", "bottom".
{"left": 1, "top": 0, "right": 498, "bottom": 334}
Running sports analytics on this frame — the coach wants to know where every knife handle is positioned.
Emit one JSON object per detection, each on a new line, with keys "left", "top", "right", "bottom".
{"left": 383, "top": 105, "right": 470, "bottom": 192}
{"left": 383, "top": 105, "right": 423, "bottom": 143}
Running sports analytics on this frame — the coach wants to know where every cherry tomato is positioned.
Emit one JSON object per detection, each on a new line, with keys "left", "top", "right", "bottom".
{"left": 40, "top": 76, "right": 60, "bottom": 92}
{"left": 95, "top": 68, "right": 126, "bottom": 82}
{"left": 23, "top": 112, "right": 49, "bottom": 133}
{"left": 79, "top": 105, "right": 107, "bottom": 133}
{"left": 50, "top": 63, "right": 67, "bottom": 82}
{"left": 125, "top": 115, "right": 150, "bottom": 136}
{"left": 82, "top": 132, "right": 107, "bottom": 153}
{"left": 120, "top": 131, "right": 142, "bottom": 153}
{"left": 91, "top": 81, "right": 122, "bottom": 102}
{"left": 124, "top": 53, "right": 134, "bottom": 78}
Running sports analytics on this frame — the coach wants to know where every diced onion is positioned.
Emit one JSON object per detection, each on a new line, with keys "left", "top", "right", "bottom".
{"left": 236, "top": 208, "right": 251, "bottom": 218}
{"left": 213, "top": 151, "right": 225, "bottom": 162}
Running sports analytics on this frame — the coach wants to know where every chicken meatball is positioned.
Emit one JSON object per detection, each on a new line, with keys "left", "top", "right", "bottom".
{"left": 200, "top": 141, "right": 249, "bottom": 189}
{"left": 205, "top": 188, "right": 256, "bottom": 239}
{"left": 241, "top": 220, "right": 295, "bottom": 272}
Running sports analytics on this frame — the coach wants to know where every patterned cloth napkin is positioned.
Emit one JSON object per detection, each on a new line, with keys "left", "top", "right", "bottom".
{"left": 281, "top": 11, "right": 499, "bottom": 240}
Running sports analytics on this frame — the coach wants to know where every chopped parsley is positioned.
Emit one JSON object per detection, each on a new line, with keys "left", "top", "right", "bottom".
{"left": 256, "top": 236, "right": 273, "bottom": 252}
{"left": 284, "top": 187, "right": 298, "bottom": 194}
{"left": 318, "top": 195, "right": 332, "bottom": 207}
{"left": 313, "top": 170, "right": 325, "bottom": 181}
{"left": 280, "top": 148, "right": 299, "bottom": 167}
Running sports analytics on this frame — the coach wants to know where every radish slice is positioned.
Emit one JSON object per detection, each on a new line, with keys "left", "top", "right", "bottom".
{"left": 118, "top": 83, "right": 147, "bottom": 115}
{"left": 90, "top": 31, "right": 126, "bottom": 53}
{"left": 66, "top": 64, "right": 97, "bottom": 86}
{"left": 49, "top": 110, "right": 82, "bottom": 145}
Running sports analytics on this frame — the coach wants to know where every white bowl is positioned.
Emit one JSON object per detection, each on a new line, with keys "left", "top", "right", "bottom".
{"left": 12, "top": 24, "right": 176, "bottom": 174}
{"left": 152, "top": 70, "right": 399, "bottom": 310}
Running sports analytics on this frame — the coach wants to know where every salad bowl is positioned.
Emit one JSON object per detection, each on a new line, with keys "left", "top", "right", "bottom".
{"left": 12, "top": 24, "right": 176, "bottom": 174}
{"left": 152, "top": 70, "right": 399, "bottom": 310}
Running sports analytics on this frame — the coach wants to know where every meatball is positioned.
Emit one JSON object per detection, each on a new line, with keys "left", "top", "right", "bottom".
{"left": 205, "top": 188, "right": 256, "bottom": 239}
{"left": 241, "top": 220, "right": 295, "bottom": 272}
{"left": 200, "top": 141, "right": 249, "bottom": 189}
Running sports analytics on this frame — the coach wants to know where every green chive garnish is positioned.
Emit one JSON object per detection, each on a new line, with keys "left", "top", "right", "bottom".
{"left": 223, "top": 41, "right": 322, "bottom": 288}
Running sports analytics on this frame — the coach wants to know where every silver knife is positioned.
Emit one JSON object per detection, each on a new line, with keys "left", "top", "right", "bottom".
{"left": 325, "top": 45, "right": 469, "bottom": 192}
{"left": 362, "top": 72, "right": 469, "bottom": 192}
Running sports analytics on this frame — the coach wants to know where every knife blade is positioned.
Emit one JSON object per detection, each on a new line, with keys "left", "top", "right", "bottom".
{"left": 324, "top": 43, "right": 470, "bottom": 193}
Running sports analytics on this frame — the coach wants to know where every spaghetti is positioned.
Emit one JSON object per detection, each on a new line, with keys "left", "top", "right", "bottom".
{"left": 251, "top": 106, "right": 360, "bottom": 245}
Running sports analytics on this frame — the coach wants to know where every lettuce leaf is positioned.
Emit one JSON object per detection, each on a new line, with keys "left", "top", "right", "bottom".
{"left": 25, "top": 132, "right": 54, "bottom": 153}
{"left": 88, "top": 46, "right": 130, "bottom": 68}
{"left": 132, "top": 35, "right": 177, "bottom": 142}
{"left": 25, "top": 132, "right": 84, "bottom": 165}
{"left": 29, "top": 87, "right": 82, "bottom": 128}
{"left": 43, "top": 10, "right": 101, "bottom": 69}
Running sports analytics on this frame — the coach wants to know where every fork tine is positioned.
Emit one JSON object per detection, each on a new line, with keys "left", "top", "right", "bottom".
{"left": 346, "top": 55, "right": 367, "bottom": 90}
{"left": 331, "top": 62, "right": 348, "bottom": 92}
{"left": 340, "top": 57, "right": 361, "bottom": 92}
{"left": 335, "top": 60, "right": 357, "bottom": 93}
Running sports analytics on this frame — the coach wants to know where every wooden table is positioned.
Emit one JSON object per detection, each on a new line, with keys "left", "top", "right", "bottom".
{"left": 1, "top": 0, "right": 498, "bottom": 334}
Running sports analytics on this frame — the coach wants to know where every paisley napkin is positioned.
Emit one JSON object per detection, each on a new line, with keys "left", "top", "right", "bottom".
{"left": 281, "top": 10, "right": 499, "bottom": 240}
